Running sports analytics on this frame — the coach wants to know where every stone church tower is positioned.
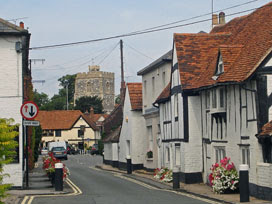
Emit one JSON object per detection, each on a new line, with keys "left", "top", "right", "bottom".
{"left": 74, "top": 65, "right": 115, "bottom": 113}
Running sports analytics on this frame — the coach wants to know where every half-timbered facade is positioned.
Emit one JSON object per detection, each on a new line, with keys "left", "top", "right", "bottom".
{"left": 155, "top": 2, "right": 272, "bottom": 200}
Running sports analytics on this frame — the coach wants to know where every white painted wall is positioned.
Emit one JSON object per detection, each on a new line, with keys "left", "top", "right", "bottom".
{"left": 119, "top": 87, "right": 145, "bottom": 165}
{"left": 104, "top": 143, "right": 112, "bottom": 161}
{"left": 0, "top": 36, "right": 24, "bottom": 187}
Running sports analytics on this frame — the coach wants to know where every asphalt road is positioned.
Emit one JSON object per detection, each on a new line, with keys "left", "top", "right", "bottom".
{"left": 31, "top": 155, "right": 213, "bottom": 204}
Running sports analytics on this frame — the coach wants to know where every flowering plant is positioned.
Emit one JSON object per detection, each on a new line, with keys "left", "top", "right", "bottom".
{"left": 146, "top": 150, "right": 153, "bottom": 158}
{"left": 43, "top": 152, "right": 70, "bottom": 179}
{"left": 209, "top": 157, "right": 239, "bottom": 194}
{"left": 154, "top": 167, "right": 172, "bottom": 182}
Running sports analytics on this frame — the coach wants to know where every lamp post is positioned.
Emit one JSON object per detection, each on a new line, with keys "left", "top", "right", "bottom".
{"left": 66, "top": 84, "right": 69, "bottom": 110}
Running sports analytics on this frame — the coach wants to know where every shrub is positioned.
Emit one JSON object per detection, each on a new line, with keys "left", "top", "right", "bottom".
{"left": 154, "top": 167, "right": 172, "bottom": 182}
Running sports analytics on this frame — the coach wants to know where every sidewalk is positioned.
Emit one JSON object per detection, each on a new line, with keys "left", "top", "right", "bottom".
{"left": 96, "top": 164, "right": 271, "bottom": 204}
{"left": 3, "top": 157, "right": 72, "bottom": 204}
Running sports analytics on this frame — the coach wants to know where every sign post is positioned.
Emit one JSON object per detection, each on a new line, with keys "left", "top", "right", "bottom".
{"left": 20, "top": 101, "right": 39, "bottom": 188}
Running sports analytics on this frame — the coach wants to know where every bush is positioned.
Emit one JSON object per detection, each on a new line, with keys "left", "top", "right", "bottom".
{"left": 209, "top": 157, "right": 239, "bottom": 194}
{"left": 154, "top": 167, "right": 172, "bottom": 182}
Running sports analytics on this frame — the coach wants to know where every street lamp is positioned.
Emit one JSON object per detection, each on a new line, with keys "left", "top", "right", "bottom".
{"left": 65, "top": 84, "right": 69, "bottom": 110}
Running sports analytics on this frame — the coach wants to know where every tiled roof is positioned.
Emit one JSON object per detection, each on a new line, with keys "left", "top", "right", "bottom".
{"left": 127, "top": 83, "right": 142, "bottom": 110}
{"left": 0, "top": 18, "right": 28, "bottom": 33}
{"left": 257, "top": 121, "right": 272, "bottom": 137}
{"left": 103, "top": 126, "right": 121, "bottom": 143}
{"left": 154, "top": 83, "right": 171, "bottom": 104}
{"left": 137, "top": 50, "right": 172, "bottom": 75}
{"left": 35, "top": 110, "right": 98, "bottom": 131}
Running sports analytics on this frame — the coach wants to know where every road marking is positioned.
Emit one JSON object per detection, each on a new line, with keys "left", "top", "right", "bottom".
{"left": 112, "top": 172, "right": 220, "bottom": 204}
{"left": 21, "top": 196, "right": 29, "bottom": 204}
{"left": 20, "top": 178, "right": 82, "bottom": 204}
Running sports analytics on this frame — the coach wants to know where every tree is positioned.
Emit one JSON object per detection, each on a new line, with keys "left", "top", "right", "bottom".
{"left": 33, "top": 89, "right": 50, "bottom": 110}
{"left": 115, "top": 94, "right": 121, "bottom": 105}
{"left": 58, "top": 74, "right": 76, "bottom": 103}
{"left": 0, "top": 118, "right": 18, "bottom": 202}
{"left": 74, "top": 96, "right": 103, "bottom": 114}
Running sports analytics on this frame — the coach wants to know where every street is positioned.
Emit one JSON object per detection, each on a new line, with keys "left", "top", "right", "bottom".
{"left": 29, "top": 155, "right": 214, "bottom": 204}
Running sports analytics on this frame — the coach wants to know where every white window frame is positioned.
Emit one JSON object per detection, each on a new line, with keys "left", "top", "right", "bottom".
{"left": 241, "top": 146, "right": 250, "bottom": 167}
{"left": 214, "top": 146, "right": 226, "bottom": 163}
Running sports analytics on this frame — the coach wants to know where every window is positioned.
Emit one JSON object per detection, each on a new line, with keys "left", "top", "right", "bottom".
{"left": 215, "top": 146, "right": 226, "bottom": 163}
{"left": 162, "top": 72, "right": 166, "bottom": 87}
{"left": 175, "top": 144, "right": 181, "bottom": 166}
{"left": 166, "top": 147, "right": 170, "bottom": 163}
{"left": 152, "top": 77, "right": 155, "bottom": 97}
{"left": 219, "top": 88, "right": 225, "bottom": 108}
{"left": 147, "top": 126, "right": 153, "bottom": 151}
{"left": 55, "top": 130, "right": 61, "bottom": 137}
{"left": 216, "top": 54, "right": 224, "bottom": 75}
{"left": 241, "top": 147, "right": 250, "bottom": 167}
{"left": 78, "top": 130, "right": 83, "bottom": 138}
{"left": 206, "top": 91, "right": 210, "bottom": 109}
{"left": 212, "top": 89, "right": 217, "bottom": 109}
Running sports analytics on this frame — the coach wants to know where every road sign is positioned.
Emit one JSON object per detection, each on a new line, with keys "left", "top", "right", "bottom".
{"left": 23, "top": 120, "right": 40, "bottom": 126}
{"left": 20, "top": 101, "right": 39, "bottom": 120}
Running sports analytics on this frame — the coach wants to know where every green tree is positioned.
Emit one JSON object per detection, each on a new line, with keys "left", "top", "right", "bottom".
{"left": 58, "top": 74, "right": 76, "bottom": 103}
{"left": 115, "top": 94, "right": 121, "bottom": 105}
{"left": 0, "top": 118, "right": 19, "bottom": 202}
{"left": 33, "top": 89, "right": 50, "bottom": 110}
{"left": 74, "top": 96, "right": 103, "bottom": 113}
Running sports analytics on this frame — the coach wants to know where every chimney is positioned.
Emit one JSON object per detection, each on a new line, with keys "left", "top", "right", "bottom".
{"left": 90, "top": 107, "right": 94, "bottom": 116}
{"left": 219, "top": 12, "right": 225, "bottom": 25}
{"left": 212, "top": 14, "right": 218, "bottom": 27}
{"left": 19, "top": 22, "right": 24, "bottom": 29}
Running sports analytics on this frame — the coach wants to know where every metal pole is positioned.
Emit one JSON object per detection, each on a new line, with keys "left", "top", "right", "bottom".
{"left": 25, "top": 124, "right": 29, "bottom": 188}
{"left": 239, "top": 164, "right": 250, "bottom": 202}
{"left": 66, "top": 84, "right": 69, "bottom": 110}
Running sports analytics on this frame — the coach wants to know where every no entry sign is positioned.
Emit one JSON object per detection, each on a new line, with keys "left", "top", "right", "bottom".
{"left": 20, "top": 101, "right": 39, "bottom": 120}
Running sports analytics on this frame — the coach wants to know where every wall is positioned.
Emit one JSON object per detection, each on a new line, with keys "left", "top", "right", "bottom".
{"left": 104, "top": 143, "right": 112, "bottom": 161}
{"left": 42, "top": 116, "right": 99, "bottom": 148}
{"left": 0, "top": 36, "right": 24, "bottom": 187}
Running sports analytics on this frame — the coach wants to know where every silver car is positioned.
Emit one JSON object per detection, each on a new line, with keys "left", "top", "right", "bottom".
{"left": 51, "top": 146, "right": 68, "bottom": 160}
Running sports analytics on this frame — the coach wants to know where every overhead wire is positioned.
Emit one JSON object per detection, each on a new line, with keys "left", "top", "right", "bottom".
{"left": 124, "top": 42, "right": 154, "bottom": 61}
{"left": 98, "top": 42, "right": 119, "bottom": 65}
{"left": 29, "top": 0, "right": 266, "bottom": 50}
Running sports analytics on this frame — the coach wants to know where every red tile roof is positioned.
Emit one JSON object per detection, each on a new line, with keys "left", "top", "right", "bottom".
{"left": 156, "top": 2, "right": 272, "bottom": 103}
{"left": 155, "top": 83, "right": 171, "bottom": 104}
{"left": 35, "top": 110, "right": 98, "bottom": 131}
{"left": 127, "top": 83, "right": 142, "bottom": 110}
{"left": 258, "top": 121, "right": 272, "bottom": 137}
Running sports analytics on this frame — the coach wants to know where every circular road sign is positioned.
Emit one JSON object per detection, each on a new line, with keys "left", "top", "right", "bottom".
{"left": 20, "top": 101, "right": 39, "bottom": 120}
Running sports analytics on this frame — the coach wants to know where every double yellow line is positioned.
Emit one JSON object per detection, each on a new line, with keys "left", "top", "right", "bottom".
{"left": 20, "top": 178, "right": 82, "bottom": 204}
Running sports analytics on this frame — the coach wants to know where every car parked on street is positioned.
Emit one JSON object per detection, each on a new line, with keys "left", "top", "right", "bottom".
{"left": 90, "top": 144, "right": 99, "bottom": 155}
{"left": 51, "top": 146, "right": 68, "bottom": 160}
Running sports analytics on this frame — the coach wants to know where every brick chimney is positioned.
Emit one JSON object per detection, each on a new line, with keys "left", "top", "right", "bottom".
{"left": 19, "top": 22, "right": 24, "bottom": 29}
{"left": 212, "top": 14, "right": 218, "bottom": 27}
{"left": 219, "top": 12, "right": 225, "bottom": 25}
{"left": 90, "top": 107, "right": 94, "bottom": 116}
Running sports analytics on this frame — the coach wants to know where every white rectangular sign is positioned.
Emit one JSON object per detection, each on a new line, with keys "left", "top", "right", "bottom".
{"left": 23, "top": 120, "right": 40, "bottom": 126}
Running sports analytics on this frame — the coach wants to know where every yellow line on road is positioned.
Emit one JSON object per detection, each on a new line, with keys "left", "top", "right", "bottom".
{"left": 20, "top": 178, "right": 82, "bottom": 204}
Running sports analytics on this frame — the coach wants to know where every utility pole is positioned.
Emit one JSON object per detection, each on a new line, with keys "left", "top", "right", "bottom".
{"left": 120, "top": 39, "right": 125, "bottom": 102}
{"left": 66, "top": 84, "right": 69, "bottom": 110}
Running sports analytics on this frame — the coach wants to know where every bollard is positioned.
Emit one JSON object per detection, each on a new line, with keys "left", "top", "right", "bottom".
{"left": 173, "top": 167, "right": 180, "bottom": 189}
{"left": 126, "top": 155, "right": 132, "bottom": 174}
{"left": 239, "top": 164, "right": 250, "bottom": 202}
{"left": 55, "top": 163, "right": 63, "bottom": 191}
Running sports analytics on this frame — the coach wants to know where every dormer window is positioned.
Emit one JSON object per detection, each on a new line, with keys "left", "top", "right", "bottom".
{"left": 216, "top": 53, "right": 224, "bottom": 76}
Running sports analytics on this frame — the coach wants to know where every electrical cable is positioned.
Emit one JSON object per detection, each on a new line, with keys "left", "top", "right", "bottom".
{"left": 29, "top": 1, "right": 267, "bottom": 50}
{"left": 124, "top": 42, "right": 154, "bottom": 60}
{"left": 98, "top": 42, "right": 119, "bottom": 65}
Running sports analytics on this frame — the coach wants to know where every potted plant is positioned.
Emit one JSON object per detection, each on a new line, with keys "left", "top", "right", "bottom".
{"left": 147, "top": 150, "right": 153, "bottom": 158}
{"left": 209, "top": 157, "right": 239, "bottom": 194}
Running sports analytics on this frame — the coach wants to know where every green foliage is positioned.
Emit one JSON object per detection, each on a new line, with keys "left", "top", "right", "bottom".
{"left": 33, "top": 89, "right": 49, "bottom": 109}
{"left": 115, "top": 94, "right": 121, "bottom": 104}
{"left": 74, "top": 96, "right": 103, "bottom": 114}
{"left": 33, "top": 126, "right": 42, "bottom": 162}
{"left": 58, "top": 74, "right": 76, "bottom": 103}
{"left": 0, "top": 118, "right": 19, "bottom": 201}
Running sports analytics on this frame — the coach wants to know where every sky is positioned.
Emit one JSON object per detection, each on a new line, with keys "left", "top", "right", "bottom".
{"left": 0, "top": 0, "right": 271, "bottom": 97}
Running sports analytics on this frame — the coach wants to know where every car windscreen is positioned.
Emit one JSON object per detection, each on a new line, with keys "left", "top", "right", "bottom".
{"left": 52, "top": 147, "right": 65, "bottom": 151}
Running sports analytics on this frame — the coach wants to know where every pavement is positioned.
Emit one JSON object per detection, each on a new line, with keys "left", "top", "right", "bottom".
{"left": 2, "top": 157, "right": 73, "bottom": 204}
{"left": 95, "top": 164, "right": 272, "bottom": 204}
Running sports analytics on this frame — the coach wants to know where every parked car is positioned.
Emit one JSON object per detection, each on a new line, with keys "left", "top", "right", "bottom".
{"left": 90, "top": 144, "right": 99, "bottom": 155}
{"left": 41, "top": 147, "right": 48, "bottom": 155}
{"left": 51, "top": 146, "right": 68, "bottom": 160}
{"left": 67, "top": 146, "right": 79, "bottom": 155}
